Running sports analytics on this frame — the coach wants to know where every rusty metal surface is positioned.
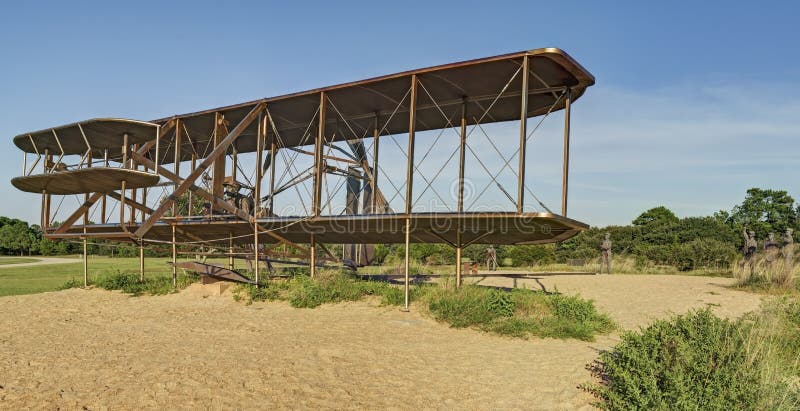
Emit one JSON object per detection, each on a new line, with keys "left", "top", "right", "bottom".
{"left": 13, "top": 118, "right": 158, "bottom": 156}
{"left": 48, "top": 211, "right": 587, "bottom": 245}
{"left": 145, "top": 48, "right": 594, "bottom": 164}
{"left": 11, "top": 168, "right": 160, "bottom": 194}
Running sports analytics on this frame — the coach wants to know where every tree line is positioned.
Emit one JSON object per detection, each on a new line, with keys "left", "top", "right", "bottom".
{"left": 2, "top": 188, "right": 797, "bottom": 271}
{"left": 376, "top": 188, "right": 799, "bottom": 271}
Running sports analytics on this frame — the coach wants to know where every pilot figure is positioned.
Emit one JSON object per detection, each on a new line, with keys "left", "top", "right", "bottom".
{"left": 599, "top": 233, "right": 612, "bottom": 274}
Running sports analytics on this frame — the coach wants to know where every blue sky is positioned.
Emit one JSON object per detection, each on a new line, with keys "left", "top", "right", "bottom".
{"left": 1, "top": 1, "right": 798, "bottom": 226}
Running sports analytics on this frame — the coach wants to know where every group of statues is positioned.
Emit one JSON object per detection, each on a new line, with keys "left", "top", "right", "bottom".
{"left": 740, "top": 226, "right": 794, "bottom": 276}
{"left": 478, "top": 227, "right": 795, "bottom": 276}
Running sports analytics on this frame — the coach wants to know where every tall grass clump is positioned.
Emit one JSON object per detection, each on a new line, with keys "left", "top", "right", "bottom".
{"left": 588, "top": 301, "right": 800, "bottom": 410}
{"left": 422, "top": 285, "right": 614, "bottom": 341}
{"left": 734, "top": 258, "right": 798, "bottom": 294}
{"left": 62, "top": 270, "right": 199, "bottom": 295}
{"left": 232, "top": 269, "right": 405, "bottom": 307}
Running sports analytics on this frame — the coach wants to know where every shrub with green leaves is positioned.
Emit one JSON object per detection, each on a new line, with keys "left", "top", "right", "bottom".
{"left": 588, "top": 306, "right": 800, "bottom": 410}
{"left": 425, "top": 285, "right": 614, "bottom": 341}
{"left": 64, "top": 270, "right": 199, "bottom": 296}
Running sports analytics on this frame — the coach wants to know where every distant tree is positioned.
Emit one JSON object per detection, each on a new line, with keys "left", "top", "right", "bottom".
{"left": 632, "top": 206, "right": 679, "bottom": 227}
{"left": 729, "top": 188, "right": 797, "bottom": 239}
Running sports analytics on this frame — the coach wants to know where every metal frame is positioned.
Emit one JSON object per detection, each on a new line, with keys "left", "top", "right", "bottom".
{"left": 10, "top": 49, "right": 592, "bottom": 303}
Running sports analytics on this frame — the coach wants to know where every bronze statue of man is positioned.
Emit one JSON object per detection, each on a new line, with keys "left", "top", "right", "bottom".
{"left": 486, "top": 245, "right": 498, "bottom": 271}
{"left": 599, "top": 233, "right": 612, "bottom": 274}
{"left": 764, "top": 232, "right": 779, "bottom": 268}
{"left": 740, "top": 226, "right": 757, "bottom": 275}
{"left": 784, "top": 228, "right": 794, "bottom": 277}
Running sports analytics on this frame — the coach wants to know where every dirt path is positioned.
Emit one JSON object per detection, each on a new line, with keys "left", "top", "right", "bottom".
{"left": 0, "top": 275, "right": 762, "bottom": 410}
{"left": 0, "top": 257, "right": 79, "bottom": 269}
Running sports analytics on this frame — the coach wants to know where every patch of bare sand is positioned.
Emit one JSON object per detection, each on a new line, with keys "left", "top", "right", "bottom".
{"left": 0, "top": 275, "right": 761, "bottom": 410}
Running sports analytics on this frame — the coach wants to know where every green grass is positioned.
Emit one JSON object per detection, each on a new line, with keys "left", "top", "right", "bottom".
{"left": 234, "top": 270, "right": 615, "bottom": 341}
{"left": 233, "top": 269, "right": 404, "bottom": 308}
{"left": 86, "top": 270, "right": 200, "bottom": 295}
{"left": 0, "top": 257, "right": 41, "bottom": 266}
{"left": 586, "top": 299, "right": 800, "bottom": 410}
{"left": 421, "top": 285, "right": 615, "bottom": 341}
{"left": 0, "top": 256, "right": 191, "bottom": 297}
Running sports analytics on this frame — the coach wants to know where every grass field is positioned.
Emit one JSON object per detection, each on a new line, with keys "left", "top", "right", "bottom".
{"left": 0, "top": 257, "right": 41, "bottom": 266}
{"left": 0, "top": 256, "right": 177, "bottom": 297}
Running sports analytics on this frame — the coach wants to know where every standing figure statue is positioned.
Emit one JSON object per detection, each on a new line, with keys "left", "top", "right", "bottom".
{"left": 784, "top": 228, "right": 794, "bottom": 277}
{"left": 486, "top": 245, "right": 498, "bottom": 271}
{"left": 599, "top": 233, "right": 612, "bottom": 274}
{"left": 740, "top": 226, "right": 757, "bottom": 275}
{"left": 764, "top": 232, "right": 779, "bottom": 269}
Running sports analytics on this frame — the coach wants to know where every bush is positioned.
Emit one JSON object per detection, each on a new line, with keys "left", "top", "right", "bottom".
{"left": 232, "top": 270, "right": 404, "bottom": 308}
{"left": 424, "top": 285, "right": 614, "bottom": 341}
{"left": 90, "top": 270, "right": 198, "bottom": 295}
{"left": 587, "top": 307, "right": 800, "bottom": 410}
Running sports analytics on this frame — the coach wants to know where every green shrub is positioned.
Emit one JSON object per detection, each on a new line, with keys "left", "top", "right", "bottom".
{"left": 588, "top": 309, "right": 763, "bottom": 410}
{"left": 92, "top": 270, "right": 198, "bottom": 295}
{"left": 232, "top": 270, "right": 405, "bottom": 308}
{"left": 58, "top": 278, "right": 83, "bottom": 290}
{"left": 425, "top": 285, "right": 613, "bottom": 341}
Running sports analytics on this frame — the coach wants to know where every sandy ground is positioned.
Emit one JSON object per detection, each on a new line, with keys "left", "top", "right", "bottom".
{"left": 0, "top": 274, "right": 761, "bottom": 410}
{"left": 0, "top": 257, "right": 79, "bottom": 269}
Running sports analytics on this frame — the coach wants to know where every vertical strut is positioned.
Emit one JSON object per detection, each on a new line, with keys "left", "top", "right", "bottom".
{"left": 403, "top": 217, "right": 411, "bottom": 311}
{"left": 313, "top": 92, "right": 326, "bottom": 217}
{"left": 372, "top": 112, "right": 380, "bottom": 212}
{"left": 457, "top": 99, "right": 467, "bottom": 287}
{"left": 311, "top": 93, "right": 326, "bottom": 279}
{"left": 405, "top": 75, "right": 418, "bottom": 215}
{"left": 139, "top": 239, "right": 145, "bottom": 281}
{"left": 517, "top": 55, "right": 529, "bottom": 213}
{"left": 254, "top": 111, "right": 266, "bottom": 286}
{"left": 173, "top": 119, "right": 182, "bottom": 217}
{"left": 83, "top": 232, "right": 88, "bottom": 288}
{"left": 561, "top": 88, "right": 572, "bottom": 217}
{"left": 171, "top": 224, "right": 177, "bottom": 287}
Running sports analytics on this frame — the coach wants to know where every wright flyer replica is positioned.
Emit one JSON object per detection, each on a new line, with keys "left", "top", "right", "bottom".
{"left": 10, "top": 48, "right": 595, "bottom": 305}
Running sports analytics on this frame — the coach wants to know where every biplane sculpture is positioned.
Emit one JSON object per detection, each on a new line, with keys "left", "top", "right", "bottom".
{"left": 10, "top": 48, "right": 595, "bottom": 308}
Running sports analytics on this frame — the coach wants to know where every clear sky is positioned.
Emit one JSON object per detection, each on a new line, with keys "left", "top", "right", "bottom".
{"left": 1, "top": 1, "right": 798, "bottom": 226}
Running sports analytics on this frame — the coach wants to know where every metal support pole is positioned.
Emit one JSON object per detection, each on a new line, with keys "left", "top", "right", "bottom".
{"left": 119, "top": 180, "right": 126, "bottom": 225}
{"left": 312, "top": 92, "right": 326, "bottom": 217}
{"left": 232, "top": 149, "right": 238, "bottom": 182}
{"left": 561, "top": 88, "right": 572, "bottom": 217}
{"left": 83, "top": 234, "right": 88, "bottom": 288}
{"left": 456, "top": 99, "right": 467, "bottom": 288}
{"left": 173, "top": 119, "right": 182, "bottom": 217}
{"left": 372, "top": 113, "right": 380, "bottom": 212}
{"left": 458, "top": 99, "right": 467, "bottom": 213}
{"left": 405, "top": 75, "right": 418, "bottom": 215}
{"left": 101, "top": 149, "right": 108, "bottom": 223}
{"left": 403, "top": 217, "right": 411, "bottom": 311}
{"left": 455, "top": 230, "right": 462, "bottom": 288}
{"left": 139, "top": 240, "right": 145, "bottom": 281}
{"left": 188, "top": 154, "right": 196, "bottom": 215}
{"left": 122, "top": 133, "right": 129, "bottom": 168}
{"left": 154, "top": 125, "right": 161, "bottom": 172}
{"left": 43, "top": 149, "right": 51, "bottom": 229}
{"left": 269, "top": 141, "right": 276, "bottom": 214}
{"left": 309, "top": 233, "right": 316, "bottom": 278}
{"left": 228, "top": 232, "right": 234, "bottom": 270}
{"left": 517, "top": 55, "right": 529, "bottom": 213}
{"left": 171, "top": 224, "right": 177, "bottom": 287}
{"left": 254, "top": 112, "right": 266, "bottom": 286}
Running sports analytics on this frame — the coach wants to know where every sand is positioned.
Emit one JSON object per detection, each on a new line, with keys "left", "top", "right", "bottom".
{"left": 0, "top": 274, "right": 761, "bottom": 410}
